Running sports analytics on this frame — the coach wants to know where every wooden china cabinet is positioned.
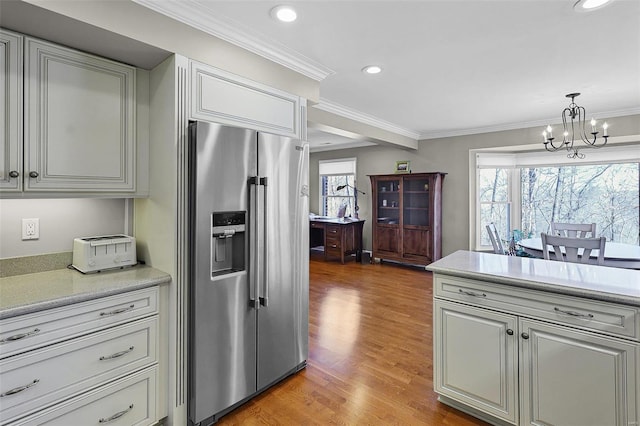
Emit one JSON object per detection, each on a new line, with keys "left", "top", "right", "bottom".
{"left": 369, "top": 172, "right": 445, "bottom": 267}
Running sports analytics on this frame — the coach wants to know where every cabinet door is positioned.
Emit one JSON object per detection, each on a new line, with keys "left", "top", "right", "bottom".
{"left": 403, "top": 228, "right": 430, "bottom": 259}
{"left": 402, "top": 175, "right": 430, "bottom": 227}
{"left": 0, "top": 29, "right": 23, "bottom": 191}
{"left": 434, "top": 299, "right": 519, "bottom": 424}
{"left": 190, "top": 60, "right": 302, "bottom": 138}
{"left": 374, "top": 226, "right": 400, "bottom": 255}
{"left": 520, "top": 319, "right": 638, "bottom": 426}
{"left": 24, "top": 38, "right": 136, "bottom": 192}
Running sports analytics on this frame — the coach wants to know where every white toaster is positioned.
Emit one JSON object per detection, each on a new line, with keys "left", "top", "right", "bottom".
{"left": 72, "top": 235, "right": 137, "bottom": 273}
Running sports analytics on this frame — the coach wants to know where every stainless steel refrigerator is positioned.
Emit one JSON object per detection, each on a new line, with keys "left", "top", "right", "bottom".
{"left": 187, "top": 121, "right": 309, "bottom": 426}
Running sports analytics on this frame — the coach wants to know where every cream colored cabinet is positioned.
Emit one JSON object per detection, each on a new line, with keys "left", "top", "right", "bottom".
{"left": 0, "top": 286, "right": 160, "bottom": 426}
{"left": 0, "top": 29, "right": 23, "bottom": 191}
{"left": 434, "top": 299, "right": 519, "bottom": 424}
{"left": 0, "top": 29, "right": 139, "bottom": 195}
{"left": 520, "top": 319, "right": 638, "bottom": 426}
{"left": 190, "top": 60, "right": 306, "bottom": 139}
{"left": 433, "top": 274, "right": 639, "bottom": 426}
{"left": 24, "top": 37, "right": 136, "bottom": 192}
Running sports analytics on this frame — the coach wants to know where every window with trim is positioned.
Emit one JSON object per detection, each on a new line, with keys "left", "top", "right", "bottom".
{"left": 319, "top": 158, "right": 357, "bottom": 217}
{"left": 475, "top": 147, "right": 640, "bottom": 250}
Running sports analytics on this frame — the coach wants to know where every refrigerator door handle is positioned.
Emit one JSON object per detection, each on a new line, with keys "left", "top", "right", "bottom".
{"left": 259, "top": 177, "right": 269, "bottom": 307}
{"left": 249, "top": 176, "right": 260, "bottom": 309}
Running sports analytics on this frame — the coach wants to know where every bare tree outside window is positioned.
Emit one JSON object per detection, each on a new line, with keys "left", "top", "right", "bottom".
{"left": 521, "top": 163, "right": 639, "bottom": 244}
{"left": 478, "top": 168, "right": 511, "bottom": 246}
{"left": 321, "top": 175, "right": 356, "bottom": 217}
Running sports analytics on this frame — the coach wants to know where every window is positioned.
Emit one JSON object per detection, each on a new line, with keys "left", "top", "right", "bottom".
{"left": 319, "top": 158, "right": 357, "bottom": 217}
{"left": 520, "top": 163, "right": 639, "bottom": 243}
{"left": 474, "top": 146, "right": 640, "bottom": 249}
{"left": 478, "top": 168, "right": 512, "bottom": 246}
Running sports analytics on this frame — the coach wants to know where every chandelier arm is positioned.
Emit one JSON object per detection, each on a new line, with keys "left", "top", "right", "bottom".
{"left": 576, "top": 106, "right": 594, "bottom": 145}
{"left": 561, "top": 108, "right": 573, "bottom": 150}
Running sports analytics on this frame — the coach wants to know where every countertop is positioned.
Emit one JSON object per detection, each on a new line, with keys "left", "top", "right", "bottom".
{"left": 0, "top": 265, "right": 171, "bottom": 319}
{"left": 426, "top": 250, "right": 640, "bottom": 307}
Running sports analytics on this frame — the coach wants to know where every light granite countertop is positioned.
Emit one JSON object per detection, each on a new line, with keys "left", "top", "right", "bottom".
{"left": 427, "top": 250, "right": 640, "bottom": 307}
{"left": 0, "top": 265, "right": 171, "bottom": 319}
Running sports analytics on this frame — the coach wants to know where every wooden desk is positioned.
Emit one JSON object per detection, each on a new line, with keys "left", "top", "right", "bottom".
{"left": 519, "top": 237, "right": 640, "bottom": 269}
{"left": 310, "top": 218, "right": 365, "bottom": 264}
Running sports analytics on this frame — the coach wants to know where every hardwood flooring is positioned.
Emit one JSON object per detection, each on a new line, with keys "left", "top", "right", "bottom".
{"left": 216, "top": 253, "right": 488, "bottom": 425}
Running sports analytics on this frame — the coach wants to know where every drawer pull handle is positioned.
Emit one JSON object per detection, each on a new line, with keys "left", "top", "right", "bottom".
{"left": 100, "top": 346, "right": 134, "bottom": 360}
{"left": 506, "top": 329, "right": 514, "bottom": 335}
{"left": 0, "top": 328, "right": 40, "bottom": 343}
{"left": 331, "top": 244, "right": 337, "bottom": 248}
{"left": 458, "top": 289, "right": 487, "bottom": 298}
{"left": 100, "top": 304, "right": 134, "bottom": 316}
{"left": 99, "top": 404, "right": 134, "bottom": 423}
{"left": 554, "top": 307, "right": 594, "bottom": 318}
{"left": 521, "top": 332, "right": 530, "bottom": 340}
{"left": 0, "top": 379, "right": 39, "bottom": 397}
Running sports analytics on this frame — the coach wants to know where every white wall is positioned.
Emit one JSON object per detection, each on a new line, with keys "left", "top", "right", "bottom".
{"left": 0, "top": 198, "right": 127, "bottom": 258}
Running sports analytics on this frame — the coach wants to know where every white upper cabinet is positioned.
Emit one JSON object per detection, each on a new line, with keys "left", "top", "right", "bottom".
{"left": 190, "top": 60, "right": 305, "bottom": 139}
{"left": 0, "top": 29, "right": 23, "bottom": 191}
{"left": 24, "top": 37, "right": 137, "bottom": 192}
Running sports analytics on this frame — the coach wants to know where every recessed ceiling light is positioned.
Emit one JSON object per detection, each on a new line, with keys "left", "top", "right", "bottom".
{"left": 362, "top": 65, "right": 382, "bottom": 75}
{"left": 270, "top": 5, "right": 297, "bottom": 22}
{"left": 573, "top": 0, "right": 614, "bottom": 12}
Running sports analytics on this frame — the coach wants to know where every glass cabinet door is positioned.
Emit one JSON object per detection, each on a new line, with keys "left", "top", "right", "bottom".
{"left": 403, "top": 176, "right": 430, "bottom": 227}
{"left": 377, "top": 178, "right": 401, "bottom": 225}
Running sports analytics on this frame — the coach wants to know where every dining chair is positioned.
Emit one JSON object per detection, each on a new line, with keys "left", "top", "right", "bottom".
{"left": 540, "top": 232, "right": 606, "bottom": 265}
{"left": 486, "top": 223, "right": 506, "bottom": 255}
{"left": 550, "top": 222, "right": 596, "bottom": 238}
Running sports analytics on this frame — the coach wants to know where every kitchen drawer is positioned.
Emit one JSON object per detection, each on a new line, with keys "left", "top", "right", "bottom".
{"left": 7, "top": 366, "right": 158, "bottom": 426}
{"left": 0, "top": 317, "right": 157, "bottom": 424}
{"left": 0, "top": 286, "right": 158, "bottom": 359}
{"left": 434, "top": 275, "right": 639, "bottom": 341}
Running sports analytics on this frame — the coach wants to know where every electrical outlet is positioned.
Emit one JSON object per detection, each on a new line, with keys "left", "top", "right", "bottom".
{"left": 22, "top": 218, "right": 39, "bottom": 240}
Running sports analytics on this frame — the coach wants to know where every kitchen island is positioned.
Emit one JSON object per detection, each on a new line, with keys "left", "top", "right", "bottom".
{"left": 427, "top": 250, "right": 639, "bottom": 426}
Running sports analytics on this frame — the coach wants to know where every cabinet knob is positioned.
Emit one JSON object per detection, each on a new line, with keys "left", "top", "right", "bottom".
{"left": 506, "top": 329, "right": 514, "bottom": 335}
{"left": 8, "top": 170, "right": 19, "bottom": 178}
{"left": 29, "top": 171, "right": 39, "bottom": 178}
{"left": 521, "top": 332, "right": 530, "bottom": 340}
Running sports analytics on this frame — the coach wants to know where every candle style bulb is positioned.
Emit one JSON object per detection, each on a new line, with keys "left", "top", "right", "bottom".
{"left": 603, "top": 122, "right": 608, "bottom": 136}
{"left": 543, "top": 130, "right": 547, "bottom": 142}
{"left": 563, "top": 131, "right": 569, "bottom": 142}
{"left": 546, "top": 125, "right": 553, "bottom": 139}
{"left": 590, "top": 118, "right": 596, "bottom": 133}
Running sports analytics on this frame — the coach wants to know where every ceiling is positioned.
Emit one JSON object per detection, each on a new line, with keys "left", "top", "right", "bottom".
{"left": 3, "top": 0, "right": 638, "bottom": 152}
{"left": 135, "top": 0, "right": 640, "bottom": 151}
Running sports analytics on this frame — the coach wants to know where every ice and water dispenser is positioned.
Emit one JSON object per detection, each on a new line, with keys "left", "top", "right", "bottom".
{"left": 211, "top": 211, "right": 246, "bottom": 277}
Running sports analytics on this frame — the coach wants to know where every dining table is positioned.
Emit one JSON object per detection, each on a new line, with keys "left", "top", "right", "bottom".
{"left": 518, "top": 237, "right": 640, "bottom": 269}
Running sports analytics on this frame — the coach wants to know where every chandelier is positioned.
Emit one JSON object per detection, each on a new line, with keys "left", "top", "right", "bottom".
{"left": 542, "top": 93, "right": 609, "bottom": 159}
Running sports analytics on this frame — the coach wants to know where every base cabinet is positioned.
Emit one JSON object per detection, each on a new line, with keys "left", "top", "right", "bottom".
{"left": 520, "top": 319, "right": 638, "bottom": 426}
{"left": 433, "top": 275, "right": 639, "bottom": 426}
{"left": 0, "top": 287, "right": 161, "bottom": 426}
{"left": 435, "top": 300, "right": 518, "bottom": 424}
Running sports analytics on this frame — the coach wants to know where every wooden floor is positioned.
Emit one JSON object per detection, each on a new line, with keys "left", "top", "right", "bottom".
{"left": 217, "top": 252, "right": 488, "bottom": 425}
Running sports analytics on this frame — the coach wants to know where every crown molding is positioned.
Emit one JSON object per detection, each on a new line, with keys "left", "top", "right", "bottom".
{"left": 420, "top": 107, "right": 640, "bottom": 140}
{"left": 132, "top": 0, "right": 334, "bottom": 81}
{"left": 313, "top": 99, "right": 421, "bottom": 140}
